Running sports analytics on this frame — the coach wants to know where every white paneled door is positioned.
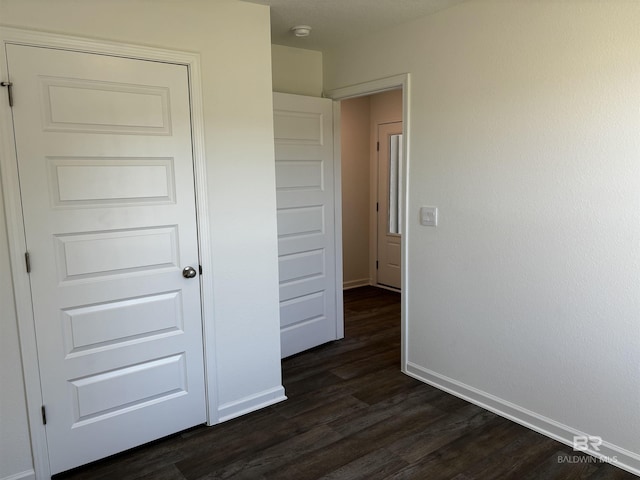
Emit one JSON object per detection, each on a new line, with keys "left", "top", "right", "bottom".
{"left": 6, "top": 45, "right": 206, "bottom": 474}
{"left": 273, "top": 93, "right": 342, "bottom": 358}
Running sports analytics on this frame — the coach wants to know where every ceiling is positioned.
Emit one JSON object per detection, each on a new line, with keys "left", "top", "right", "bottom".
{"left": 244, "top": 0, "right": 467, "bottom": 51}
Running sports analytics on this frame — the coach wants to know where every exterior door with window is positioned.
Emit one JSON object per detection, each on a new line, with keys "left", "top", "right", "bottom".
{"left": 377, "top": 121, "right": 403, "bottom": 289}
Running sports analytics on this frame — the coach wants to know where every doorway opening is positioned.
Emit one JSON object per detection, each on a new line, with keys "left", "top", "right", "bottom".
{"left": 339, "top": 88, "right": 403, "bottom": 292}
{"left": 330, "top": 73, "right": 408, "bottom": 370}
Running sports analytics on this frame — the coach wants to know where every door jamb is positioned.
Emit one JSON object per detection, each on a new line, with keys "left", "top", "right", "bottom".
{"left": 332, "top": 101, "right": 345, "bottom": 340}
{"left": 325, "top": 73, "right": 410, "bottom": 373}
{"left": 0, "top": 27, "right": 217, "bottom": 479}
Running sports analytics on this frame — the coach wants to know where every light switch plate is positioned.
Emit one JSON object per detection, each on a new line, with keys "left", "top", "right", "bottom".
{"left": 420, "top": 206, "right": 438, "bottom": 227}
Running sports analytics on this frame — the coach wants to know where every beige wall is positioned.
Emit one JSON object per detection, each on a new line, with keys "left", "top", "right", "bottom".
{"left": 272, "top": 44, "right": 322, "bottom": 96}
{"left": 341, "top": 90, "right": 402, "bottom": 288}
{"left": 370, "top": 90, "right": 403, "bottom": 125}
{"left": 340, "top": 97, "right": 370, "bottom": 287}
{"left": 325, "top": 1, "right": 640, "bottom": 471}
{"left": 0, "top": 1, "right": 282, "bottom": 478}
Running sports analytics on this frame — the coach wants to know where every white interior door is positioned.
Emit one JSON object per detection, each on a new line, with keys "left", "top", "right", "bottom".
{"left": 6, "top": 44, "right": 206, "bottom": 474}
{"left": 273, "top": 92, "right": 342, "bottom": 358}
{"left": 377, "top": 122, "right": 403, "bottom": 289}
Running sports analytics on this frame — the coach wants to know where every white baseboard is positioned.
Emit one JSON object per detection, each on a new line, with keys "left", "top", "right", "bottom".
{"left": 405, "top": 362, "right": 640, "bottom": 476}
{"left": 375, "top": 283, "right": 401, "bottom": 293}
{"left": 217, "top": 385, "right": 287, "bottom": 423}
{"left": 1, "top": 470, "right": 35, "bottom": 480}
{"left": 343, "top": 279, "right": 370, "bottom": 290}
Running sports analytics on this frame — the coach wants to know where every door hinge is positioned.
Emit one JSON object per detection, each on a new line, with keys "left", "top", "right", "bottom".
{"left": 25, "top": 252, "right": 31, "bottom": 273}
{"left": 199, "top": 265, "right": 203, "bottom": 275}
{"left": 376, "top": 202, "right": 379, "bottom": 212}
{"left": 1, "top": 81, "right": 13, "bottom": 107}
{"left": 376, "top": 260, "right": 379, "bottom": 270}
{"left": 41, "top": 405, "right": 47, "bottom": 425}
{"left": 376, "top": 141, "right": 380, "bottom": 152}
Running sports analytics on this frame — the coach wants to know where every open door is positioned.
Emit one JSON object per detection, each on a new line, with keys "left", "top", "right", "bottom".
{"left": 273, "top": 92, "right": 343, "bottom": 358}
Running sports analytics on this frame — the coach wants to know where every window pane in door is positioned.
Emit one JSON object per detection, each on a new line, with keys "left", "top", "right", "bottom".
{"left": 388, "top": 134, "right": 402, "bottom": 235}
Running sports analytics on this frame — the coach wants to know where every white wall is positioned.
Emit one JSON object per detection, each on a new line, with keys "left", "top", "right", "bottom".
{"left": 0, "top": 1, "right": 283, "bottom": 478}
{"left": 326, "top": 1, "right": 640, "bottom": 473}
{"left": 272, "top": 44, "right": 322, "bottom": 96}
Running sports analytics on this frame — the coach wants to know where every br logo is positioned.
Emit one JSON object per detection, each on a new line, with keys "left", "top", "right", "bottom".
{"left": 573, "top": 435, "right": 603, "bottom": 452}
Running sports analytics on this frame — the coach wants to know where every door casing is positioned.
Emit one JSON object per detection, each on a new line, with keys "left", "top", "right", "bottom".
{"left": 0, "top": 27, "right": 216, "bottom": 479}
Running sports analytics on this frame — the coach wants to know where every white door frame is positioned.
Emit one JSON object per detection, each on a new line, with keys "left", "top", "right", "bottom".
{"left": 325, "top": 73, "right": 410, "bottom": 373}
{"left": 0, "top": 27, "right": 216, "bottom": 479}
{"left": 332, "top": 102, "right": 346, "bottom": 341}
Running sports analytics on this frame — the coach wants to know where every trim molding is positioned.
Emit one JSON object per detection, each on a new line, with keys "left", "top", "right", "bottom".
{"left": 332, "top": 101, "right": 345, "bottom": 341}
{"left": 375, "top": 284, "right": 401, "bottom": 294}
{"left": 325, "top": 74, "right": 409, "bottom": 101}
{"left": 217, "top": 386, "right": 287, "bottom": 423}
{"left": 1, "top": 470, "right": 36, "bottom": 480}
{"left": 405, "top": 362, "right": 640, "bottom": 477}
{"left": 0, "top": 26, "right": 215, "bottom": 478}
{"left": 343, "top": 279, "right": 370, "bottom": 290}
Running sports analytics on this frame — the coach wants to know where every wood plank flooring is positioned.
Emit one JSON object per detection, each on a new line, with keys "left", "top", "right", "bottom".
{"left": 55, "top": 286, "right": 635, "bottom": 480}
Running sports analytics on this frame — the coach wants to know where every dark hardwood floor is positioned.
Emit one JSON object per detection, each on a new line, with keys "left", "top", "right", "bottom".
{"left": 56, "top": 286, "right": 634, "bottom": 480}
